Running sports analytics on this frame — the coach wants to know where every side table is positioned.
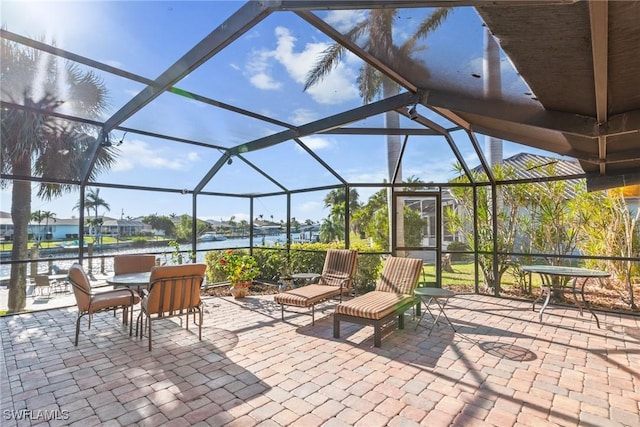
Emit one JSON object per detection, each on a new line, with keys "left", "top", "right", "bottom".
{"left": 414, "top": 287, "right": 456, "bottom": 336}
{"left": 278, "top": 273, "right": 321, "bottom": 291}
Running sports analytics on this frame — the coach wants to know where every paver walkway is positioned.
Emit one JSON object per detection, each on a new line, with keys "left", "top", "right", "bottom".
{"left": 1, "top": 294, "right": 639, "bottom": 426}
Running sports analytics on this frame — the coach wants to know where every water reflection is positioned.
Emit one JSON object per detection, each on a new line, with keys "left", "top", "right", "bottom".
{"left": 0, "top": 233, "right": 293, "bottom": 278}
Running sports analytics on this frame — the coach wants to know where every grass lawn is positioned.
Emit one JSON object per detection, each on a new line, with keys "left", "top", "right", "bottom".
{"left": 421, "top": 261, "right": 544, "bottom": 291}
{"left": 0, "top": 235, "right": 167, "bottom": 252}
{"left": 421, "top": 261, "right": 639, "bottom": 313}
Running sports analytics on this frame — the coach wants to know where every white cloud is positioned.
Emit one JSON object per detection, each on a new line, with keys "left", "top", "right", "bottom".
{"left": 250, "top": 72, "right": 282, "bottom": 90}
{"left": 244, "top": 26, "right": 360, "bottom": 104}
{"left": 324, "top": 10, "right": 367, "bottom": 33}
{"left": 113, "top": 139, "right": 199, "bottom": 172}
{"left": 289, "top": 108, "right": 317, "bottom": 125}
{"left": 275, "top": 27, "right": 360, "bottom": 104}
{"left": 245, "top": 47, "right": 281, "bottom": 90}
{"left": 298, "top": 135, "right": 333, "bottom": 151}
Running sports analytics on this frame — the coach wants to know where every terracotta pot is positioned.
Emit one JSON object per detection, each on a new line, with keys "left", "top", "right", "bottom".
{"left": 229, "top": 280, "right": 252, "bottom": 299}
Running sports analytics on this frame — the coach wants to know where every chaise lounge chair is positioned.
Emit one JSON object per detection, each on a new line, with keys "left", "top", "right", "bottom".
{"left": 333, "top": 256, "right": 423, "bottom": 347}
{"left": 274, "top": 249, "right": 358, "bottom": 325}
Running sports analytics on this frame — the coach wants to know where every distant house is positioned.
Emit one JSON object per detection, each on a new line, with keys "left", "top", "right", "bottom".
{"left": 0, "top": 213, "right": 82, "bottom": 241}
{"left": 0, "top": 213, "right": 14, "bottom": 241}
{"left": 0, "top": 213, "right": 153, "bottom": 240}
{"left": 101, "top": 217, "right": 152, "bottom": 237}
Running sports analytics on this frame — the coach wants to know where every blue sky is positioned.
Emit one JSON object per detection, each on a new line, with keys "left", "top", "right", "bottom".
{"left": 1, "top": 1, "right": 555, "bottom": 224}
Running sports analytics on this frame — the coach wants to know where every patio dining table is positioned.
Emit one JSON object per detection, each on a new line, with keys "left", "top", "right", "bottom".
{"left": 106, "top": 272, "right": 151, "bottom": 294}
{"left": 521, "top": 265, "right": 610, "bottom": 328}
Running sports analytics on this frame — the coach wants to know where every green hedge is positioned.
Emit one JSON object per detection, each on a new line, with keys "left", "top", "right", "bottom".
{"left": 204, "top": 243, "right": 384, "bottom": 295}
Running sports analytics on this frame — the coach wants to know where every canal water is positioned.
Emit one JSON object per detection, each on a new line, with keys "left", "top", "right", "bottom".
{"left": 1, "top": 233, "right": 297, "bottom": 279}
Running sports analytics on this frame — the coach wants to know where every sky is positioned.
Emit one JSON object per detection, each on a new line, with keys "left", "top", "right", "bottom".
{"left": 1, "top": 1, "right": 556, "bottom": 224}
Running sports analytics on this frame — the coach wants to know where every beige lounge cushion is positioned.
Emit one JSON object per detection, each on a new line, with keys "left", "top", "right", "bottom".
{"left": 319, "top": 249, "right": 358, "bottom": 287}
{"left": 334, "top": 291, "right": 414, "bottom": 320}
{"left": 274, "top": 284, "right": 345, "bottom": 307}
{"left": 374, "top": 257, "right": 424, "bottom": 294}
{"left": 89, "top": 290, "right": 140, "bottom": 313}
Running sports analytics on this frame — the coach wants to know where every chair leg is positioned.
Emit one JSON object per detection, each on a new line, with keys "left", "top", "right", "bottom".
{"left": 148, "top": 315, "right": 152, "bottom": 351}
{"left": 75, "top": 315, "right": 82, "bottom": 346}
{"left": 333, "top": 316, "right": 340, "bottom": 338}
{"left": 129, "top": 305, "right": 134, "bottom": 336}
{"left": 135, "top": 312, "right": 142, "bottom": 338}
{"left": 198, "top": 309, "right": 203, "bottom": 341}
{"left": 374, "top": 324, "right": 382, "bottom": 348}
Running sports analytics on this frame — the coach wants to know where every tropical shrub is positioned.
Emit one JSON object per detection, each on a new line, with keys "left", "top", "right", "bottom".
{"left": 204, "top": 243, "right": 384, "bottom": 295}
{"left": 446, "top": 241, "right": 470, "bottom": 262}
{"left": 131, "top": 237, "right": 147, "bottom": 248}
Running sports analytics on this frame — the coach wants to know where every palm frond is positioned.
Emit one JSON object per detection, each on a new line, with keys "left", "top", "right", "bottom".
{"left": 402, "top": 7, "right": 452, "bottom": 53}
{"left": 344, "top": 17, "right": 371, "bottom": 43}
{"left": 304, "top": 43, "right": 347, "bottom": 91}
{"left": 304, "top": 15, "right": 370, "bottom": 91}
{"left": 357, "top": 63, "right": 383, "bottom": 103}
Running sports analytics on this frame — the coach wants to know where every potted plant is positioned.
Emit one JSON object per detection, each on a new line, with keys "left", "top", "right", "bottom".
{"left": 215, "top": 250, "right": 260, "bottom": 298}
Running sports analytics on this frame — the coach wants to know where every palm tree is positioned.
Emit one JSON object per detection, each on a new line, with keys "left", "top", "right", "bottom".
{"left": 239, "top": 219, "right": 249, "bottom": 237}
{"left": 84, "top": 188, "right": 110, "bottom": 245}
{"left": 1, "top": 38, "right": 115, "bottom": 312}
{"left": 324, "top": 187, "right": 360, "bottom": 238}
{"left": 320, "top": 217, "right": 342, "bottom": 243}
{"left": 304, "top": 8, "right": 451, "bottom": 251}
{"left": 320, "top": 203, "right": 346, "bottom": 243}
{"left": 324, "top": 188, "right": 360, "bottom": 213}
{"left": 30, "top": 210, "right": 46, "bottom": 245}
{"left": 30, "top": 210, "right": 57, "bottom": 245}
{"left": 41, "top": 210, "right": 56, "bottom": 241}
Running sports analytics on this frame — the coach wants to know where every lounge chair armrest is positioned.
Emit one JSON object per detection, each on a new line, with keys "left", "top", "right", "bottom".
{"left": 338, "top": 277, "right": 352, "bottom": 289}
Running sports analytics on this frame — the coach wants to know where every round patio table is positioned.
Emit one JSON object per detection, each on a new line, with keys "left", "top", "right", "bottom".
{"left": 106, "top": 272, "right": 151, "bottom": 294}
{"left": 521, "top": 265, "right": 610, "bottom": 328}
{"left": 414, "top": 287, "right": 456, "bottom": 336}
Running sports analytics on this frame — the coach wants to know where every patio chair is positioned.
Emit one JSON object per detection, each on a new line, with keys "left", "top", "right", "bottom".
{"left": 67, "top": 263, "right": 141, "bottom": 346}
{"left": 333, "top": 256, "right": 423, "bottom": 348}
{"left": 136, "top": 263, "right": 206, "bottom": 351}
{"left": 114, "top": 254, "right": 157, "bottom": 287}
{"left": 33, "top": 275, "right": 52, "bottom": 299}
{"left": 111, "top": 255, "right": 158, "bottom": 320}
{"left": 274, "top": 249, "right": 358, "bottom": 325}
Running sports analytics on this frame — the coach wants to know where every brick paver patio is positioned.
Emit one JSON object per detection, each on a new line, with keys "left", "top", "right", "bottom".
{"left": 1, "top": 294, "right": 639, "bottom": 426}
